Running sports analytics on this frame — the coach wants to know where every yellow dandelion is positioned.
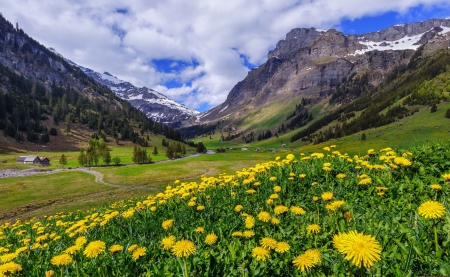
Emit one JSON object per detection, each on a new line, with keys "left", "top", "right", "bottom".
{"left": 246, "top": 189, "right": 256, "bottom": 194}
{"left": 188, "top": 201, "right": 196, "bottom": 207}
{"left": 0, "top": 253, "right": 18, "bottom": 263}
{"left": 45, "top": 270, "right": 55, "bottom": 277}
{"left": 245, "top": 216, "right": 255, "bottom": 229}
{"left": 232, "top": 231, "right": 243, "bottom": 237}
{"left": 418, "top": 201, "right": 446, "bottom": 219}
{"left": 304, "top": 249, "right": 322, "bottom": 264}
{"left": 128, "top": 244, "right": 138, "bottom": 252}
{"left": 75, "top": 236, "right": 87, "bottom": 247}
{"left": 266, "top": 199, "right": 274, "bottom": 205}
{"left": 299, "top": 174, "right": 306, "bottom": 179}
{"left": 50, "top": 254, "right": 73, "bottom": 266}
{"left": 323, "top": 146, "right": 331, "bottom": 151}
{"left": 292, "top": 249, "right": 321, "bottom": 272}
{"left": 331, "top": 200, "right": 346, "bottom": 209}
{"left": 290, "top": 206, "right": 306, "bottom": 215}
{"left": 252, "top": 246, "right": 270, "bottom": 261}
{"left": 0, "top": 262, "right": 22, "bottom": 275}
{"left": 394, "top": 157, "right": 412, "bottom": 166}
{"left": 367, "top": 149, "right": 375, "bottom": 155}
{"left": 275, "top": 242, "right": 290, "bottom": 253}
{"left": 336, "top": 173, "right": 347, "bottom": 179}
{"left": 306, "top": 224, "right": 321, "bottom": 234}
{"left": 312, "top": 196, "right": 319, "bottom": 202}
{"left": 442, "top": 173, "right": 450, "bottom": 181}
{"left": 243, "top": 230, "right": 255, "bottom": 238}
{"left": 269, "top": 193, "right": 279, "bottom": 199}
{"left": 260, "top": 237, "right": 278, "bottom": 249}
{"left": 375, "top": 186, "right": 388, "bottom": 191}
{"left": 83, "top": 240, "right": 106, "bottom": 258}
{"left": 274, "top": 205, "right": 289, "bottom": 215}
{"left": 171, "top": 239, "right": 196, "bottom": 258}
{"left": 430, "top": 184, "right": 442, "bottom": 191}
{"left": 109, "top": 244, "right": 123, "bottom": 253}
{"left": 132, "top": 247, "right": 146, "bottom": 261}
{"left": 270, "top": 218, "right": 280, "bottom": 225}
{"left": 333, "top": 231, "right": 381, "bottom": 268}
{"left": 286, "top": 154, "right": 295, "bottom": 160}
{"left": 321, "top": 192, "right": 333, "bottom": 201}
{"left": 358, "top": 178, "right": 372, "bottom": 185}
{"left": 205, "top": 233, "right": 218, "bottom": 245}
{"left": 195, "top": 227, "right": 205, "bottom": 233}
{"left": 162, "top": 219, "right": 174, "bottom": 230}
{"left": 257, "top": 211, "right": 272, "bottom": 222}
{"left": 196, "top": 205, "right": 205, "bottom": 211}
{"left": 63, "top": 245, "right": 80, "bottom": 255}
{"left": 269, "top": 176, "right": 277, "bottom": 181}
{"left": 234, "top": 205, "right": 244, "bottom": 212}
{"left": 160, "top": 236, "right": 176, "bottom": 250}
{"left": 273, "top": 186, "right": 282, "bottom": 192}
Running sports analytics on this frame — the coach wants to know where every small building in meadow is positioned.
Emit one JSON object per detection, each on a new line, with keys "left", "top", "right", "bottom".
{"left": 17, "top": 155, "right": 50, "bottom": 166}
{"left": 39, "top": 157, "right": 50, "bottom": 166}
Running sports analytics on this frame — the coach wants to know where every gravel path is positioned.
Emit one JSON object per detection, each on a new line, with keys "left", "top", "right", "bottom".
{"left": 0, "top": 167, "right": 157, "bottom": 190}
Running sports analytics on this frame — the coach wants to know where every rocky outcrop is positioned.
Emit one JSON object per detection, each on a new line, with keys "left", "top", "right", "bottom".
{"left": 193, "top": 18, "right": 450, "bottom": 127}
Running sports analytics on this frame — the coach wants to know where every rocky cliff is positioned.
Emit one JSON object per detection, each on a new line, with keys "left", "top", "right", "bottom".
{"left": 193, "top": 18, "right": 450, "bottom": 128}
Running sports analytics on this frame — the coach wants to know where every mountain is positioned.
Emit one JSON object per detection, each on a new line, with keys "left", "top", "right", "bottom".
{"left": 50, "top": 49, "right": 200, "bottom": 125}
{"left": 0, "top": 14, "right": 182, "bottom": 151}
{"left": 190, "top": 18, "right": 450, "bottom": 137}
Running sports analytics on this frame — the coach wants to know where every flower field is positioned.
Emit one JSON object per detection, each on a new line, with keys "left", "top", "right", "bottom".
{"left": 1, "top": 143, "right": 450, "bottom": 276}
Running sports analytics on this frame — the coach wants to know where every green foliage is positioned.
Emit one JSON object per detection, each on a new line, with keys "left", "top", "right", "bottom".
{"left": 59, "top": 154, "right": 67, "bottom": 167}
{"left": 152, "top": 146, "right": 158, "bottom": 155}
{"left": 132, "top": 146, "right": 152, "bottom": 164}
{"left": 196, "top": 142, "right": 206, "bottom": 153}
{"left": 446, "top": 109, "right": 450, "bottom": 119}
{"left": 361, "top": 133, "right": 366, "bottom": 140}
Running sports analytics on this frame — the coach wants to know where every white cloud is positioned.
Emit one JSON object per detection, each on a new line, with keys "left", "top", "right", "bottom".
{"left": 2, "top": 0, "right": 450, "bottom": 111}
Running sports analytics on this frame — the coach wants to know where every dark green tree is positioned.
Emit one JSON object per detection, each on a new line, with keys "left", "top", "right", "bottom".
{"left": 445, "top": 109, "right": 450, "bottom": 119}
{"left": 78, "top": 148, "right": 87, "bottom": 166}
{"left": 152, "top": 146, "right": 158, "bottom": 155}
{"left": 196, "top": 142, "right": 206, "bottom": 153}
{"left": 361, "top": 133, "right": 367, "bottom": 141}
{"left": 431, "top": 103, "right": 437, "bottom": 113}
{"left": 59, "top": 154, "right": 67, "bottom": 167}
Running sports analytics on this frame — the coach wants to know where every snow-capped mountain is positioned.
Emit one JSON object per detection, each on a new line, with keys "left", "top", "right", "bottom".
{"left": 48, "top": 48, "right": 199, "bottom": 124}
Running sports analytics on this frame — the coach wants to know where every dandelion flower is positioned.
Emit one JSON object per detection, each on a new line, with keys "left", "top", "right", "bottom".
{"left": 394, "top": 157, "right": 412, "bottom": 166}
{"left": 246, "top": 189, "right": 256, "bottom": 194}
{"left": 257, "top": 211, "right": 272, "bottom": 222}
{"left": 290, "top": 206, "right": 306, "bottom": 215}
{"left": 260, "top": 237, "right": 278, "bottom": 249}
{"left": 0, "top": 253, "right": 18, "bottom": 263}
{"left": 266, "top": 199, "right": 274, "bottom": 205}
{"left": 245, "top": 216, "right": 255, "bottom": 229}
{"left": 270, "top": 218, "right": 280, "bottom": 225}
{"left": 269, "top": 176, "right": 277, "bottom": 181}
{"left": 160, "top": 236, "right": 176, "bottom": 250}
{"left": 63, "top": 245, "right": 80, "bottom": 255}
{"left": 336, "top": 173, "right": 347, "bottom": 179}
{"left": 243, "top": 230, "right": 255, "bottom": 238}
{"left": 171, "top": 239, "right": 196, "bottom": 258}
{"left": 252, "top": 247, "right": 270, "bottom": 261}
{"left": 50, "top": 254, "right": 73, "bottom": 266}
{"left": 128, "top": 244, "right": 138, "bottom": 252}
{"left": 109, "top": 244, "right": 123, "bottom": 253}
{"left": 275, "top": 242, "right": 290, "bottom": 253}
{"left": 273, "top": 186, "right": 282, "bottom": 192}
{"left": 196, "top": 205, "right": 205, "bottom": 211}
{"left": 331, "top": 200, "right": 346, "bottom": 209}
{"left": 292, "top": 249, "right": 321, "bottom": 272}
{"left": 162, "top": 219, "right": 174, "bottom": 230}
{"left": 442, "top": 173, "right": 450, "bottom": 181}
{"left": 205, "top": 233, "right": 218, "bottom": 245}
{"left": 195, "top": 227, "right": 205, "bottom": 233}
{"left": 269, "top": 193, "right": 279, "bottom": 199}
{"left": 299, "top": 174, "right": 306, "bottom": 179}
{"left": 344, "top": 212, "right": 352, "bottom": 222}
{"left": 286, "top": 154, "right": 295, "bottom": 161}
{"left": 333, "top": 231, "right": 381, "bottom": 268}
{"left": 306, "top": 224, "right": 321, "bottom": 234}
{"left": 45, "top": 270, "right": 55, "bottom": 277}
{"left": 358, "top": 178, "right": 372, "bottom": 185}
{"left": 231, "top": 231, "right": 243, "bottom": 237}
{"left": 418, "top": 201, "right": 446, "bottom": 219}
{"left": 323, "top": 146, "right": 331, "bottom": 151}
{"left": 75, "top": 236, "right": 87, "bottom": 247}
{"left": 83, "top": 240, "right": 106, "bottom": 258}
{"left": 312, "top": 196, "right": 319, "bottom": 202}
{"left": 0, "top": 262, "right": 22, "bottom": 275}
{"left": 321, "top": 192, "right": 333, "bottom": 201}
{"left": 234, "top": 205, "right": 244, "bottom": 212}
{"left": 132, "top": 247, "right": 146, "bottom": 261}
{"left": 274, "top": 205, "right": 289, "bottom": 215}
{"left": 430, "top": 184, "right": 442, "bottom": 191}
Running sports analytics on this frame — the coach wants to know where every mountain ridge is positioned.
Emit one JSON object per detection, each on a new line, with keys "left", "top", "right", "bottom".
{"left": 48, "top": 48, "right": 200, "bottom": 125}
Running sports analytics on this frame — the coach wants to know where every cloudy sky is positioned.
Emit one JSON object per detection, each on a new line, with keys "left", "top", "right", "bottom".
{"left": 2, "top": 1, "right": 450, "bottom": 111}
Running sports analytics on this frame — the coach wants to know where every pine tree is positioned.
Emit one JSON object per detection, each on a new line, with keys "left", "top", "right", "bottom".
{"left": 431, "top": 103, "right": 437, "bottom": 113}
{"left": 59, "top": 154, "right": 67, "bottom": 167}
{"left": 445, "top": 108, "right": 450, "bottom": 119}
{"left": 152, "top": 146, "right": 158, "bottom": 155}
{"left": 361, "top": 133, "right": 366, "bottom": 141}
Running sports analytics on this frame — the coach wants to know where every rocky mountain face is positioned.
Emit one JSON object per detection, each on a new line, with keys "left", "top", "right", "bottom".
{"left": 57, "top": 56, "right": 200, "bottom": 125}
{"left": 194, "top": 18, "right": 450, "bottom": 127}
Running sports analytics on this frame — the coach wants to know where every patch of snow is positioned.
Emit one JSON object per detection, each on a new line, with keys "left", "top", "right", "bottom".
{"left": 316, "top": 29, "right": 327, "bottom": 32}
{"left": 100, "top": 72, "right": 122, "bottom": 85}
{"left": 350, "top": 31, "right": 424, "bottom": 56}
{"left": 394, "top": 24, "right": 406, "bottom": 27}
{"left": 219, "top": 105, "right": 229, "bottom": 113}
{"left": 128, "top": 94, "right": 144, "bottom": 100}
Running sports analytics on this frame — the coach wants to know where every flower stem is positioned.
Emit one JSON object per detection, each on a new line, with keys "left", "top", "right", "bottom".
{"left": 184, "top": 258, "right": 189, "bottom": 277}
{"left": 434, "top": 222, "right": 439, "bottom": 257}
{"left": 347, "top": 261, "right": 353, "bottom": 277}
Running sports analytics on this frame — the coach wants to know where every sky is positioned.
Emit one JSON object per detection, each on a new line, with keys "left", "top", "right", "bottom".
{"left": 2, "top": 1, "right": 450, "bottom": 112}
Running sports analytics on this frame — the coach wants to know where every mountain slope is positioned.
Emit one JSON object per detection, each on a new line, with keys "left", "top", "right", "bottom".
{"left": 190, "top": 19, "right": 450, "bottom": 137}
{"left": 54, "top": 51, "right": 199, "bottom": 125}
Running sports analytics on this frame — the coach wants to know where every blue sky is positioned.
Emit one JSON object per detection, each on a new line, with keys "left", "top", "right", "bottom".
{"left": 2, "top": 1, "right": 450, "bottom": 112}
